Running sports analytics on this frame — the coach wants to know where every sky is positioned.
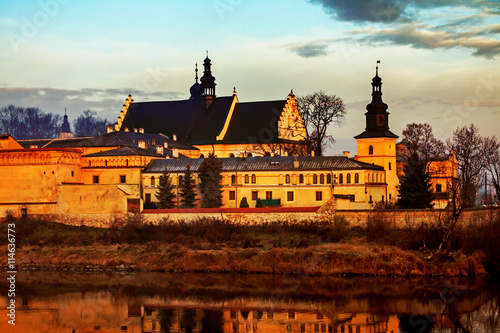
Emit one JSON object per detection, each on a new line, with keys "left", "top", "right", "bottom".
{"left": 0, "top": 0, "right": 499, "bottom": 155}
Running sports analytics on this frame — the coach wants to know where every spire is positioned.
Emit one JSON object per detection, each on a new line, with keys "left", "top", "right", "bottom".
{"left": 200, "top": 52, "right": 216, "bottom": 108}
{"left": 354, "top": 62, "right": 398, "bottom": 139}
{"left": 189, "top": 63, "right": 202, "bottom": 99}
{"left": 60, "top": 108, "right": 72, "bottom": 138}
{"left": 195, "top": 63, "right": 199, "bottom": 82}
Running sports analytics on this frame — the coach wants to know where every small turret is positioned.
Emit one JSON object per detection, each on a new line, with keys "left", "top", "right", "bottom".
{"left": 60, "top": 108, "right": 73, "bottom": 138}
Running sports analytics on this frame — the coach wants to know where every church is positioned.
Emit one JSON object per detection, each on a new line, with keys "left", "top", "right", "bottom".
{"left": 0, "top": 57, "right": 455, "bottom": 216}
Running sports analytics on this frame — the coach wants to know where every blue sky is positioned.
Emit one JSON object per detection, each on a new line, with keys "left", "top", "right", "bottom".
{"left": 0, "top": 0, "right": 499, "bottom": 154}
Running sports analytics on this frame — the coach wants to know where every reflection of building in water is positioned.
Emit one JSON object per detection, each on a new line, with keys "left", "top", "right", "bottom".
{"left": 141, "top": 306, "right": 400, "bottom": 333}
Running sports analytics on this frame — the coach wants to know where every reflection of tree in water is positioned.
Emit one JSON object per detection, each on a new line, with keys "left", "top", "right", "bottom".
{"left": 181, "top": 309, "right": 197, "bottom": 333}
{"left": 159, "top": 309, "right": 174, "bottom": 333}
{"left": 399, "top": 315, "right": 433, "bottom": 333}
{"left": 201, "top": 310, "right": 223, "bottom": 333}
{"left": 459, "top": 294, "right": 500, "bottom": 332}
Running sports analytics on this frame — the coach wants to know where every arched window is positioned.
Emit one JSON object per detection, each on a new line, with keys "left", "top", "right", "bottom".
{"left": 244, "top": 174, "right": 249, "bottom": 184}
{"left": 151, "top": 176, "right": 155, "bottom": 186}
{"left": 347, "top": 174, "right": 351, "bottom": 183}
{"left": 369, "top": 145, "right": 374, "bottom": 155}
{"left": 200, "top": 154, "right": 205, "bottom": 158}
{"left": 231, "top": 174, "right": 236, "bottom": 185}
{"left": 376, "top": 174, "right": 379, "bottom": 183}
{"left": 247, "top": 153, "right": 253, "bottom": 157}
{"left": 354, "top": 173, "right": 359, "bottom": 184}
{"left": 299, "top": 174, "right": 304, "bottom": 184}
{"left": 251, "top": 174, "right": 256, "bottom": 184}
{"left": 229, "top": 153, "right": 235, "bottom": 158}
{"left": 326, "top": 174, "right": 332, "bottom": 184}
{"left": 313, "top": 174, "right": 318, "bottom": 184}
{"left": 285, "top": 174, "right": 290, "bottom": 184}
{"left": 178, "top": 175, "right": 183, "bottom": 185}
{"left": 339, "top": 174, "right": 343, "bottom": 184}
{"left": 320, "top": 174, "right": 325, "bottom": 184}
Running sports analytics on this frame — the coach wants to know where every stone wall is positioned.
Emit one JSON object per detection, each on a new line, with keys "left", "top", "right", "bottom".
{"left": 30, "top": 207, "right": 500, "bottom": 229}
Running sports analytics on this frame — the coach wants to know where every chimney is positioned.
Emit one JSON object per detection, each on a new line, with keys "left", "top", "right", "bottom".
{"left": 107, "top": 126, "right": 114, "bottom": 134}
{"left": 156, "top": 145, "right": 164, "bottom": 155}
{"left": 343, "top": 151, "right": 350, "bottom": 158}
{"left": 173, "top": 134, "right": 177, "bottom": 141}
{"left": 124, "top": 127, "right": 129, "bottom": 132}
{"left": 139, "top": 128, "right": 144, "bottom": 134}
{"left": 293, "top": 160, "right": 299, "bottom": 169}
{"left": 133, "top": 128, "right": 138, "bottom": 133}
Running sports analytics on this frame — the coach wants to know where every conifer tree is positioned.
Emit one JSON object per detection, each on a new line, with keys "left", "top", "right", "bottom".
{"left": 179, "top": 164, "right": 197, "bottom": 208}
{"left": 198, "top": 153, "right": 223, "bottom": 208}
{"left": 397, "top": 153, "right": 435, "bottom": 209}
{"left": 155, "top": 168, "right": 176, "bottom": 209}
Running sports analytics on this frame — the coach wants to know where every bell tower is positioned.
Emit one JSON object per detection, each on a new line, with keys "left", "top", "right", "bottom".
{"left": 354, "top": 61, "right": 399, "bottom": 203}
{"left": 200, "top": 52, "right": 216, "bottom": 109}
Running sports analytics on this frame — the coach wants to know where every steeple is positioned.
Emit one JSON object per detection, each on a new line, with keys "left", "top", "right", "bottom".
{"left": 354, "top": 61, "right": 398, "bottom": 139}
{"left": 200, "top": 52, "right": 216, "bottom": 108}
{"left": 189, "top": 63, "right": 203, "bottom": 99}
{"left": 60, "top": 108, "right": 73, "bottom": 138}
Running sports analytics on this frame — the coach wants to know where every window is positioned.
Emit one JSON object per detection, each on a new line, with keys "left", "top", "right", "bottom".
{"left": 436, "top": 184, "right": 442, "bottom": 192}
{"left": 266, "top": 191, "right": 272, "bottom": 200}
{"left": 339, "top": 174, "right": 343, "bottom": 184}
{"left": 120, "top": 175, "right": 126, "bottom": 183}
{"left": 299, "top": 174, "right": 304, "bottom": 184}
{"left": 287, "top": 191, "right": 294, "bottom": 201}
{"left": 229, "top": 191, "right": 236, "bottom": 200}
{"left": 316, "top": 191, "right": 323, "bottom": 201}
{"left": 369, "top": 145, "right": 374, "bottom": 155}
{"left": 389, "top": 194, "right": 392, "bottom": 200}
{"left": 389, "top": 162, "right": 392, "bottom": 170}
{"left": 178, "top": 175, "right": 183, "bottom": 185}
{"left": 231, "top": 174, "right": 236, "bottom": 185}
{"left": 354, "top": 173, "right": 359, "bottom": 183}
{"left": 251, "top": 174, "right": 256, "bottom": 184}
{"left": 288, "top": 312, "right": 295, "bottom": 319}
{"left": 252, "top": 191, "right": 258, "bottom": 200}
{"left": 145, "top": 193, "right": 151, "bottom": 203}
{"left": 244, "top": 174, "right": 249, "bottom": 184}
{"left": 369, "top": 195, "right": 373, "bottom": 203}
{"left": 313, "top": 174, "right": 318, "bottom": 184}
{"left": 71, "top": 171, "right": 74, "bottom": 177}
{"left": 285, "top": 174, "right": 290, "bottom": 184}
{"left": 382, "top": 195, "right": 385, "bottom": 202}
{"left": 151, "top": 176, "right": 155, "bottom": 186}
{"left": 327, "top": 174, "right": 332, "bottom": 184}
{"left": 93, "top": 175, "right": 99, "bottom": 184}
{"left": 347, "top": 174, "right": 351, "bottom": 183}
{"left": 320, "top": 174, "right": 324, "bottom": 184}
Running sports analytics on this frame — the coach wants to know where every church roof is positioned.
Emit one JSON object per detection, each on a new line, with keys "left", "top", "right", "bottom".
{"left": 143, "top": 156, "right": 385, "bottom": 173}
{"left": 120, "top": 96, "right": 234, "bottom": 145}
{"left": 82, "top": 146, "right": 166, "bottom": 158}
{"left": 222, "top": 100, "right": 288, "bottom": 144}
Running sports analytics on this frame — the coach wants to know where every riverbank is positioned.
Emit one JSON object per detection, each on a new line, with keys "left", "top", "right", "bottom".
{"left": 0, "top": 214, "right": 497, "bottom": 276}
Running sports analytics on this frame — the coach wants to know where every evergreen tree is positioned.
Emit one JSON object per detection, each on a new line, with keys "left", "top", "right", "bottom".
{"left": 198, "top": 153, "right": 223, "bottom": 208}
{"left": 155, "top": 168, "right": 176, "bottom": 209}
{"left": 179, "top": 164, "right": 197, "bottom": 208}
{"left": 239, "top": 197, "right": 249, "bottom": 208}
{"left": 397, "top": 153, "right": 435, "bottom": 209}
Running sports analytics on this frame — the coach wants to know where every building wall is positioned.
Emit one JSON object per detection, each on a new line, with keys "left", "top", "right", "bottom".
{"left": 142, "top": 169, "right": 388, "bottom": 209}
{"left": 356, "top": 137, "right": 398, "bottom": 202}
{"left": 57, "top": 184, "right": 132, "bottom": 214}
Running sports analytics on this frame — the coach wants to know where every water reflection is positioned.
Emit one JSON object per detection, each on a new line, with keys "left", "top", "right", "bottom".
{"left": 0, "top": 272, "right": 498, "bottom": 333}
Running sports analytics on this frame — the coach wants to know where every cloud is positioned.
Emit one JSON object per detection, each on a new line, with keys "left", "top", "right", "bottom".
{"left": 0, "top": 87, "right": 183, "bottom": 120}
{"left": 308, "top": 0, "right": 499, "bottom": 23}
{"left": 284, "top": 39, "right": 334, "bottom": 58}
{"left": 351, "top": 24, "right": 500, "bottom": 58}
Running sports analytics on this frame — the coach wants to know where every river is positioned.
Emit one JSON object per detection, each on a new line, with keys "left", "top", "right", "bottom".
{"left": 0, "top": 272, "right": 499, "bottom": 332}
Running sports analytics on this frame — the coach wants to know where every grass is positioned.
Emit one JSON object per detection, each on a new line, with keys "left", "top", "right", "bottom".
{"left": 0, "top": 212, "right": 499, "bottom": 276}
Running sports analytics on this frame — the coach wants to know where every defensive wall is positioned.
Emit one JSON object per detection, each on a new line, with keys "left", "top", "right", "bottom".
{"left": 16, "top": 206, "right": 500, "bottom": 229}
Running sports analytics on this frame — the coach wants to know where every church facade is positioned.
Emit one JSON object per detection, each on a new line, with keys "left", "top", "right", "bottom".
{"left": 0, "top": 58, "right": 456, "bottom": 216}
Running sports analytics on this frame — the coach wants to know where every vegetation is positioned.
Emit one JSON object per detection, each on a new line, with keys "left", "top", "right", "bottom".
{"left": 397, "top": 152, "right": 434, "bottom": 209}
{"left": 155, "top": 168, "right": 176, "bottom": 208}
{"left": 179, "top": 164, "right": 196, "bottom": 208}
{"left": 297, "top": 90, "right": 346, "bottom": 156}
{"left": 1, "top": 211, "right": 499, "bottom": 276}
{"left": 72, "top": 109, "right": 111, "bottom": 137}
{"left": 239, "top": 197, "right": 249, "bottom": 208}
{"left": 0, "top": 105, "right": 62, "bottom": 139}
{"left": 198, "top": 153, "right": 223, "bottom": 208}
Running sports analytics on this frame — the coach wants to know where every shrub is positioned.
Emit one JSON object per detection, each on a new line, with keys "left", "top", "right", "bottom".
{"left": 255, "top": 198, "right": 263, "bottom": 208}
{"left": 239, "top": 197, "right": 249, "bottom": 208}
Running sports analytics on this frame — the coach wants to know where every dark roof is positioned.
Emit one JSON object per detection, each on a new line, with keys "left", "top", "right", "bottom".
{"left": 83, "top": 131, "right": 197, "bottom": 150}
{"left": 120, "top": 96, "right": 234, "bottom": 145}
{"left": 17, "top": 137, "right": 92, "bottom": 149}
{"left": 354, "top": 129, "right": 398, "bottom": 139}
{"left": 143, "top": 156, "right": 385, "bottom": 173}
{"left": 222, "top": 100, "right": 288, "bottom": 144}
{"left": 82, "top": 146, "right": 166, "bottom": 158}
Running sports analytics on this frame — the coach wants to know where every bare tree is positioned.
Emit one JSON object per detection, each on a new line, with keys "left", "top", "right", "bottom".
{"left": 297, "top": 90, "right": 346, "bottom": 156}
{"left": 73, "top": 110, "right": 110, "bottom": 137}
{"left": 483, "top": 136, "right": 500, "bottom": 203}
{"left": 399, "top": 122, "right": 446, "bottom": 164}
{"left": 0, "top": 104, "right": 62, "bottom": 139}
